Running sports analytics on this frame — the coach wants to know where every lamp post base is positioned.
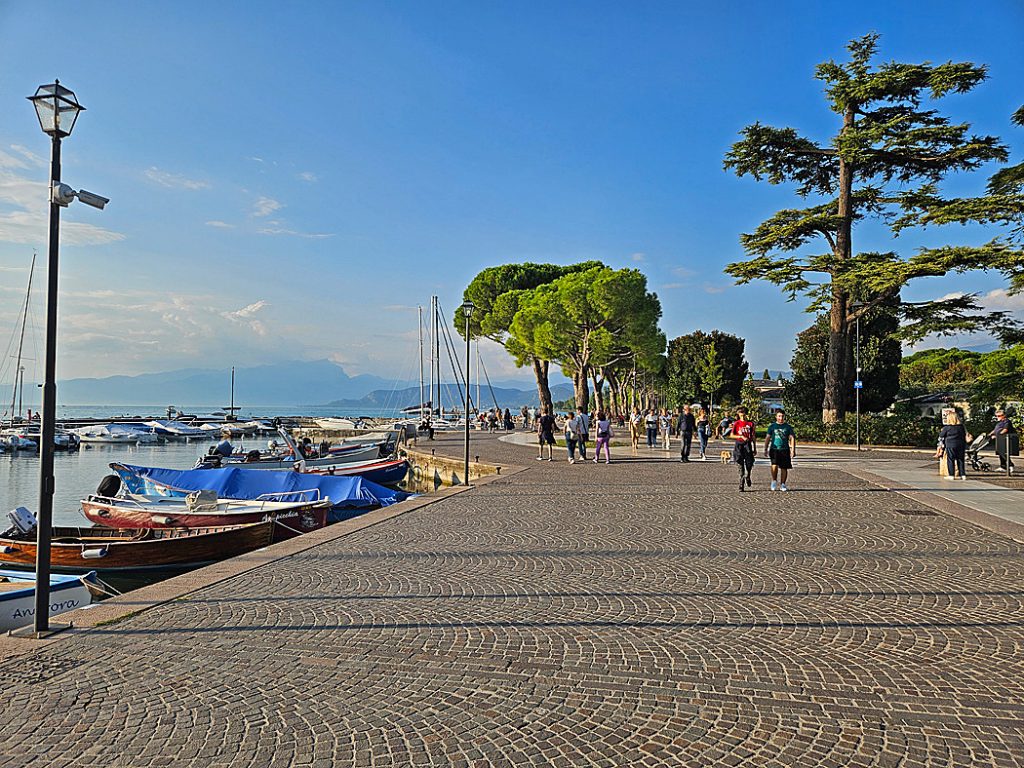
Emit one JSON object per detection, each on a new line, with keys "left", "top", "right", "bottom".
{"left": 9, "top": 621, "right": 72, "bottom": 640}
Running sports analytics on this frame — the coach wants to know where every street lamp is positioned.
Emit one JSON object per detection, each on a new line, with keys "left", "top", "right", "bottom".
{"left": 851, "top": 301, "right": 865, "bottom": 452}
{"left": 461, "top": 300, "right": 476, "bottom": 486}
{"left": 23, "top": 81, "right": 103, "bottom": 637}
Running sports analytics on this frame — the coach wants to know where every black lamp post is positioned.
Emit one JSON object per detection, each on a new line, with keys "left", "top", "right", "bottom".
{"left": 461, "top": 300, "right": 475, "bottom": 485}
{"left": 851, "top": 301, "right": 865, "bottom": 452}
{"left": 26, "top": 81, "right": 84, "bottom": 636}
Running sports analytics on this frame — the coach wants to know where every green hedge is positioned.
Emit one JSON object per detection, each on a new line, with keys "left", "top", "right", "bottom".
{"left": 789, "top": 413, "right": 941, "bottom": 447}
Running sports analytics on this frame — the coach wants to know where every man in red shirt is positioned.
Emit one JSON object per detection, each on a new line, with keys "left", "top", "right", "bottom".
{"left": 731, "top": 406, "right": 757, "bottom": 491}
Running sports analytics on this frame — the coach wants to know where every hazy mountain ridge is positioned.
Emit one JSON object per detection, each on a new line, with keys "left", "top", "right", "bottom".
{"left": 326, "top": 383, "right": 575, "bottom": 411}
{"left": 57, "top": 360, "right": 397, "bottom": 406}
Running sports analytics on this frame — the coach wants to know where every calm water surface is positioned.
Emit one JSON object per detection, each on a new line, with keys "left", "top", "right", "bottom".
{"left": 0, "top": 437, "right": 265, "bottom": 527}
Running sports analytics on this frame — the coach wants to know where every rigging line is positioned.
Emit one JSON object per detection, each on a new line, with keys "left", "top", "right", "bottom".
{"left": 436, "top": 301, "right": 472, "bottom": 414}
{"left": 9, "top": 253, "right": 35, "bottom": 426}
{"left": 477, "top": 346, "right": 502, "bottom": 413}
{"left": 379, "top": 328, "right": 419, "bottom": 418}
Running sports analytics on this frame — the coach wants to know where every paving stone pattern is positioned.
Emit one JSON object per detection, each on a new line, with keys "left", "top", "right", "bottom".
{"left": 1, "top": 434, "right": 1023, "bottom": 766}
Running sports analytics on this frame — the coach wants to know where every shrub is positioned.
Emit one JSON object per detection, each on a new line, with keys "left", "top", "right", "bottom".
{"left": 788, "top": 413, "right": 941, "bottom": 447}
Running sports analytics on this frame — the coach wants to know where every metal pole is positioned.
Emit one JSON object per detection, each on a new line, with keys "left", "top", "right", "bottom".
{"left": 464, "top": 315, "right": 471, "bottom": 486}
{"left": 33, "top": 133, "right": 61, "bottom": 634}
{"left": 418, "top": 306, "right": 425, "bottom": 421}
{"left": 855, "top": 315, "right": 861, "bottom": 452}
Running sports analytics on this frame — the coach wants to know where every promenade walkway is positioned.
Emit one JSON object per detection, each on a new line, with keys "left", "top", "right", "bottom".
{"left": 1, "top": 433, "right": 1023, "bottom": 766}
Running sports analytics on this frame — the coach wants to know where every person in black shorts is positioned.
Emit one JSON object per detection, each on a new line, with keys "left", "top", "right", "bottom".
{"left": 536, "top": 407, "right": 556, "bottom": 461}
{"left": 763, "top": 410, "right": 796, "bottom": 491}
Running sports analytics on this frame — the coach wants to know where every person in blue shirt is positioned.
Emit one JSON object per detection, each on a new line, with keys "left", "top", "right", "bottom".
{"left": 763, "top": 410, "right": 796, "bottom": 491}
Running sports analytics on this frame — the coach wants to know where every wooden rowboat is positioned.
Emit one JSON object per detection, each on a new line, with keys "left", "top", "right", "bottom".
{"left": 0, "top": 569, "right": 98, "bottom": 631}
{"left": 80, "top": 495, "right": 330, "bottom": 537}
{"left": 0, "top": 522, "right": 281, "bottom": 574}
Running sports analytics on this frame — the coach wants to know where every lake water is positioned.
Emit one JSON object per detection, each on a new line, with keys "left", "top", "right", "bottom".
{"left": 0, "top": 436, "right": 250, "bottom": 527}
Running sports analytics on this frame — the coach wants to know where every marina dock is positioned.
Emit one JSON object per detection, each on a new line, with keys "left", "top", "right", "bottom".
{"left": 1, "top": 433, "right": 1023, "bottom": 766}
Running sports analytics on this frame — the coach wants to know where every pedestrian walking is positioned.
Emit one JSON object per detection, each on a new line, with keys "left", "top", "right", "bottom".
{"left": 731, "top": 406, "right": 757, "bottom": 491}
{"left": 593, "top": 411, "right": 613, "bottom": 464}
{"left": 718, "top": 413, "right": 733, "bottom": 440}
{"left": 536, "top": 408, "right": 556, "bottom": 461}
{"left": 645, "top": 409, "right": 658, "bottom": 448}
{"left": 696, "top": 407, "right": 710, "bottom": 460}
{"left": 936, "top": 411, "right": 969, "bottom": 480}
{"left": 629, "top": 408, "right": 642, "bottom": 450}
{"left": 764, "top": 410, "right": 796, "bottom": 491}
{"left": 659, "top": 408, "right": 672, "bottom": 450}
{"left": 577, "top": 410, "right": 590, "bottom": 461}
{"left": 989, "top": 409, "right": 1017, "bottom": 473}
{"left": 564, "top": 411, "right": 580, "bottom": 463}
{"left": 677, "top": 404, "right": 696, "bottom": 462}
{"left": 520, "top": 405, "right": 530, "bottom": 430}
{"left": 528, "top": 406, "right": 537, "bottom": 431}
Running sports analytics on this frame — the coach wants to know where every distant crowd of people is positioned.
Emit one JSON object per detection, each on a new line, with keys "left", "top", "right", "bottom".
{"left": 529, "top": 404, "right": 797, "bottom": 492}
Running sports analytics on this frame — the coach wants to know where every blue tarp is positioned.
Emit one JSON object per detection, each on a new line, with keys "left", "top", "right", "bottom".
{"left": 111, "top": 463, "right": 411, "bottom": 521}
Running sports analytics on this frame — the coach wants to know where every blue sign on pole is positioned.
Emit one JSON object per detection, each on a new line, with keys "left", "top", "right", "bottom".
{"left": 854, "top": 380, "right": 863, "bottom": 389}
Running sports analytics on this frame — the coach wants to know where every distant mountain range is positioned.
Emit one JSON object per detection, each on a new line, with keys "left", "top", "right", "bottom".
{"left": 54, "top": 359, "right": 559, "bottom": 408}
{"left": 57, "top": 360, "right": 395, "bottom": 407}
{"left": 326, "top": 382, "right": 574, "bottom": 412}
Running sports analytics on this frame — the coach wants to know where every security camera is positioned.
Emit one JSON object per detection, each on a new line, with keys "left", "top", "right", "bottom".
{"left": 76, "top": 189, "right": 109, "bottom": 210}
{"left": 51, "top": 182, "right": 76, "bottom": 207}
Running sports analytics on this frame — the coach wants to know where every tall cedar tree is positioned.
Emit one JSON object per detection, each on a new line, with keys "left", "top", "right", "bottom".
{"left": 724, "top": 34, "right": 1024, "bottom": 422}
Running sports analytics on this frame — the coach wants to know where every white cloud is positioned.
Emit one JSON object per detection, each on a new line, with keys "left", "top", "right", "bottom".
{"left": 672, "top": 266, "right": 696, "bottom": 278}
{"left": 205, "top": 220, "right": 234, "bottom": 229}
{"left": 0, "top": 170, "right": 126, "bottom": 246}
{"left": 661, "top": 282, "right": 684, "bottom": 290}
{"left": 980, "top": 288, "right": 1024, "bottom": 312}
{"left": 298, "top": 171, "right": 317, "bottom": 182}
{"left": 256, "top": 227, "right": 333, "bottom": 239}
{"left": 702, "top": 282, "right": 729, "bottom": 294}
{"left": 144, "top": 167, "right": 209, "bottom": 190}
{"left": 631, "top": 252, "right": 646, "bottom": 262}
{"left": 9, "top": 145, "right": 45, "bottom": 167}
{"left": 252, "top": 196, "right": 282, "bottom": 217}
{"left": 223, "top": 300, "right": 268, "bottom": 320}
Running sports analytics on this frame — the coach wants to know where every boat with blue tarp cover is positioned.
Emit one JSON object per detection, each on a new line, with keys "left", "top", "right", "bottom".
{"left": 107, "top": 462, "right": 411, "bottom": 521}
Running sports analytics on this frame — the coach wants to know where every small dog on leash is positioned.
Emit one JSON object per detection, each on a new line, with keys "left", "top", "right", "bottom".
{"left": 719, "top": 450, "right": 731, "bottom": 464}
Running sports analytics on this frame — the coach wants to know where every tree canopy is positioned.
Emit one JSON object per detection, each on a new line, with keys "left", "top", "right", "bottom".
{"left": 724, "top": 33, "right": 1024, "bottom": 423}
{"left": 667, "top": 330, "right": 748, "bottom": 408}
{"left": 508, "top": 266, "right": 664, "bottom": 412}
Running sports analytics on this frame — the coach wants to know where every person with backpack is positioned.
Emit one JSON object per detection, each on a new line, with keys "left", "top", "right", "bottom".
{"left": 593, "top": 411, "right": 614, "bottom": 464}
{"left": 645, "top": 409, "right": 659, "bottom": 448}
{"left": 731, "top": 406, "right": 757, "bottom": 491}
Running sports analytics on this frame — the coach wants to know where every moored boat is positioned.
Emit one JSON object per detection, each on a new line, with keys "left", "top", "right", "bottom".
{"left": 0, "top": 522, "right": 283, "bottom": 574}
{"left": 108, "top": 462, "right": 411, "bottom": 519}
{"left": 80, "top": 493, "right": 330, "bottom": 535}
{"left": 0, "top": 569, "right": 99, "bottom": 631}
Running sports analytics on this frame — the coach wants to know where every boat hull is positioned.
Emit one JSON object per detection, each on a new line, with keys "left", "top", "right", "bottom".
{"left": 0, "top": 524, "right": 279, "bottom": 573}
{"left": 304, "top": 458, "right": 409, "bottom": 485}
{"left": 0, "top": 570, "right": 95, "bottom": 631}
{"left": 80, "top": 497, "right": 329, "bottom": 539}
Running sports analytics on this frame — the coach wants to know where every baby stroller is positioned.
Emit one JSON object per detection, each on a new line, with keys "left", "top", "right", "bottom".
{"left": 966, "top": 433, "right": 992, "bottom": 472}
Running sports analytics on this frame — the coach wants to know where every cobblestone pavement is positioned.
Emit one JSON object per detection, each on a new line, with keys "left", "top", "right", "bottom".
{"left": 1, "top": 434, "right": 1023, "bottom": 767}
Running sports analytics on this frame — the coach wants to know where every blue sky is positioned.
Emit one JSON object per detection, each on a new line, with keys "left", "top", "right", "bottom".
{"left": 0, "top": 0, "right": 1022, "bottom": 389}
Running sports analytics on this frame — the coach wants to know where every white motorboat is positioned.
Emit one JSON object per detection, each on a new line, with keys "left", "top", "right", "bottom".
{"left": 0, "top": 569, "right": 99, "bottom": 633}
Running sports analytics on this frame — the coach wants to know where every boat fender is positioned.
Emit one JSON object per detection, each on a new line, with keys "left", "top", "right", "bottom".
{"left": 81, "top": 547, "right": 108, "bottom": 559}
{"left": 0, "top": 545, "right": 15, "bottom": 554}
{"left": 96, "top": 474, "right": 121, "bottom": 498}
{"left": 152, "top": 515, "right": 175, "bottom": 526}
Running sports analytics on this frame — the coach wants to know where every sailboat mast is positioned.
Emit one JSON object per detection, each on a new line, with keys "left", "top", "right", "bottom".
{"left": 230, "top": 366, "right": 235, "bottom": 411}
{"left": 8, "top": 253, "right": 36, "bottom": 427}
{"left": 433, "top": 296, "right": 440, "bottom": 418}
{"left": 418, "top": 305, "right": 425, "bottom": 421}
{"left": 476, "top": 341, "right": 480, "bottom": 415}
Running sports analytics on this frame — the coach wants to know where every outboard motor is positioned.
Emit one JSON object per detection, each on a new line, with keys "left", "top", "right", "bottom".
{"left": 7, "top": 507, "right": 37, "bottom": 535}
{"left": 245, "top": 449, "right": 262, "bottom": 463}
{"left": 95, "top": 474, "right": 122, "bottom": 498}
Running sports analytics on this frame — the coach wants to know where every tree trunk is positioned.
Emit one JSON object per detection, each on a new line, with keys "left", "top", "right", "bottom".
{"left": 573, "top": 366, "right": 590, "bottom": 413}
{"left": 822, "top": 104, "right": 856, "bottom": 424}
{"left": 532, "top": 358, "right": 553, "bottom": 414}
{"left": 591, "top": 371, "right": 605, "bottom": 413}
{"left": 607, "top": 371, "right": 621, "bottom": 416}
